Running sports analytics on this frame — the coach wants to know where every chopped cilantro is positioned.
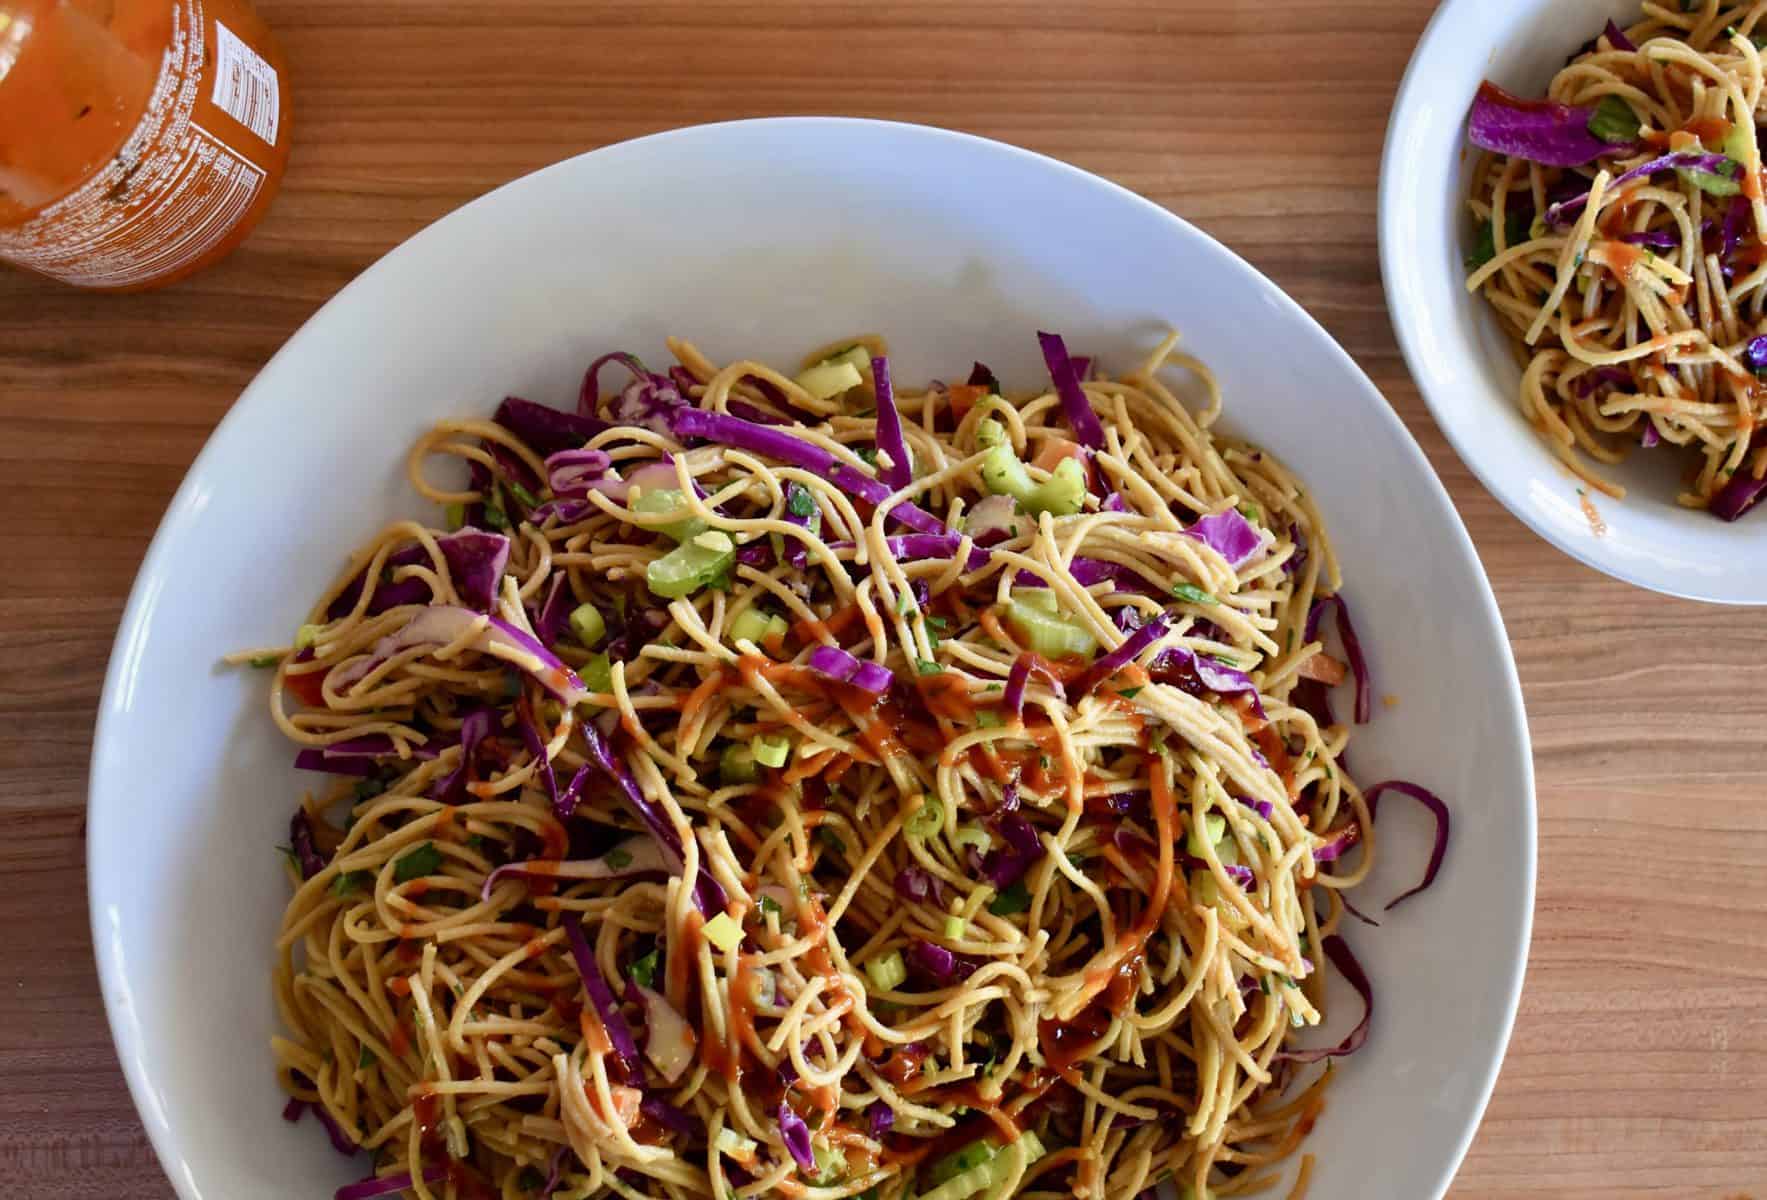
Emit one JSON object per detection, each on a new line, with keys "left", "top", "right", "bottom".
{"left": 507, "top": 480, "right": 541, "bottom": 509}
{"left": 358, "top": 1045, "right": 376, "bottom": 1068}
{"left": 628, "top": 949, "right": 660, "bottom": 989}
{"left": 331, "top": 871, "right": 370, "bottom": 898}
{"left": 988, "top": 880, "right": 1031, "bottom": 916}
{"left": 896, "top": 588, "right": 914, "bottom": 617}
{"left": 758, "top": 894, "right": 782, "bottom": 918}
{"left": 916, "top": 659, "right": 944, "bottom": 676}
{"left": 393, "top": 842, "right": 443, "bottom": 883}
{"left": 1171, "top": 583, "right": 1219, "bottom": 606}
{"left": 1117, "top": 686, "right": 1143, "bottom": 700}
{"left": 604, "top": 846, "right": 633, "bottom": 869}
{"left": 481, "top": 503, "right": 510, "bottom": 531}
{"left": 787, "top": 488, "right": 817, "bottom": 519}
{"left": 275, "top": 844, "right": 298, "bottom": 869}
{"left": 249, "top": 653, "right": 280, "bottom": 669}
{"left": 857, "top": 447, "right": 879, "bottom": 468}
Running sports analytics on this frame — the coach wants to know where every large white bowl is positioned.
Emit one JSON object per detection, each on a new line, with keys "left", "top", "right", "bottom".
{"left": 90, "top": 118, "right": 1534, "bottom": 1200}
{"left": 1382, "top": 0, "right": 1767, "bottom": 604}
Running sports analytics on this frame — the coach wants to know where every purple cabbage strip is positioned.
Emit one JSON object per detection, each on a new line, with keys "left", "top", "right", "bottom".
{"left": 515, "top": 698, "right": 560, "bottom": 817}
{"left": 495, "top": 395, "right": 607, "bottom": 458}
{"left": 777, "top": 1099, "right": 815, "bottom": 1172}
{"left": 580, "top": 720, "right": 727, "bottom": 914}
{"left": 1184, "top": 508, "right": 1265, "bottom": 569}
{"left": 640, "top": 1095, "right": 696, "bottom": 1136}
{"left": 1147, "top": 646, "right": 1265, "bottom": 719}
{"left": 1276, "top": 935, "right": 1372, "bottom": 1064}
{"left": 1012, "top": 556, "right": 1163, "bottom": 597}
{"left": 1603, "top": 18, "right": 1636, "bottom": 52}
{"left": 667, "top": 406, "right": 960, "bottom": 543}
{"left": 1712, "top": 448, "right": 1767, "bottom": 521}
{"left": 1003, "top": 653, "right": 1067, "bottom": 722}
{"left": 429, "top": 708, "right": 498, "bottom": 805}
{"left": 289, "top": 810, "right": 327, "bottom": 880}
{"left": 1545, "top": 151, "right": 1727, "bottom": 226}
{"left": 894, "top": 864, "right": 947, "bottom": 906}
{"left": 1305, "top": 594, "right": 1371, "bottom": 724}
{"left": 907, "top": 938, "right": 981, "bottom": 984}
{"left": 1640, "top": 421, "right": 1661, "bottom": 449}
{"left": 438, "top": 528, "right": 510, "bottom": 612}
{"left": 530, "top": 574, "right": 572, "bottom": 648}
{"left": 806, "top": 644, "right": 894, "bottom": 695}
{"left": 563, "top": 916, "right": 642, "bottom": 1082}
{"left": 966, "top": 361, "right": 1001, "bottom": 393}
{"left": 871, "top": 355, "right": 912, "bottom": 490}
{"left": 1572, "top": 366, "right": 1632, "bottom": 398}
{"left": 1365, "top": 780, "right": 1451, "bottom": 911}
{"left": 540, "top": 1147, "right": 569, "bottom": 1196}
{"left": 578, "top": 351, "right": 653, "bottom": 417}
{"left": 868, "top": 1101, "right": 895, "bottom": 1139}
{"left": 334, "top": 1166, "right": 448, "bottom": 1200}
{"left": 1468, "top": 81, "right": 1637, "bottom": 168}
{"left": 293, "top": 750, "right": 379, "bottom": 778}
{"left": 327, "top": 545, "right": 430, "bottom": 620}
{"left": 1068, "top": 615, "right": 1169, "bottom": 697}
{"left": 982, "top": 811, "right": 1046, "bottom": 889}
{"left": 781, "top": 481, "right": 817, "bottom": 570}
{"left": 1037, "top": 330, "right": 1106, "bottom": 449}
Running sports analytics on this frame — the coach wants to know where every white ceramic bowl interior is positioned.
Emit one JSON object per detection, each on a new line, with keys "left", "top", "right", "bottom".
{"left": 1382, "top": 0, "right": 1767, "bottom": 604}
{"left": 90, "top": 118, "right": 1534, "bottom": 1200}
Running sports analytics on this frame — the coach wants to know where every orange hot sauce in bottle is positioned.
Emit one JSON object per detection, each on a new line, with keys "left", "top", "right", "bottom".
{"left": 0, "top": 0, "right": 290, "bottom": 290}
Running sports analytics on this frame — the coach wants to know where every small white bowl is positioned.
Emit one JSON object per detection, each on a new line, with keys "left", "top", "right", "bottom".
{"left": 1381, "top": 0, "right": 1767, "bottom": 604}
{"left": 90, "top": 119, "right": 1533, "bottom": 1200}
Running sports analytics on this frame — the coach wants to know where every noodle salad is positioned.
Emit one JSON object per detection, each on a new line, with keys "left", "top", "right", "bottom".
{"left": 1463, "top": 3, "right": 1767, "bottom": 520}
{"left": 247, "top": 331, "right": 1448, "bottom": 1200}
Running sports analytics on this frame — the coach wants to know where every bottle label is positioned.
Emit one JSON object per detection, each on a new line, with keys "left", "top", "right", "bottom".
{"left": 212, "top": 20, "right": 280, "bottom": 145}
{"left": 0, "top": 0, "right": 273, "bottom": 289}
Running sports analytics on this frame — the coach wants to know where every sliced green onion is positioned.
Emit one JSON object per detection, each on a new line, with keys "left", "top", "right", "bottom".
{"left": 1186, "top": 813, "right": 1227, "bottom": 859}
{"left": 1171, "top": 582, "right": 1219, "bottom": 606}
{"left": 988, "top": 880, "right": 1031, "bottom": 916}
{"left": 729, "top": 607, "right": 776, "bottom": 646}
{"left": 904, "top": 795, "right": 944, "bottom": 840}
{"left": 631, "top": 486, "right": 705, "bottom": 542}
{"left": 294, "top": 623, "right": 323, "bottom": 650}
{"left": 943, "top": 914, "right": 967, "bottom": 939}
{"left": 579, "top": 652, "right": 613, "bottom": 695}
{"left": 443, "top": 502, "right": 465, "bottom": 530}
{"left": 863, "top": 949, "right": 908, "bottom": 993}
{"left": 951, "top": 824, "right": 991, "bottom": 854}
{"left": 720, "top": 742, "right": 758, "bottom": 784}
{"left": 1005, "top": 597, "right": 1097, "bottom": 658}
{"left": 646, "top": 531, "right": 734, "bottom": 599}
{"left": 568, "top": 603, "right": 606, "bottom": 647}
{"left": 752, "top": 733, "right": 791, "bottom": 769}
{"left": 628, "top": 949, "right": 659, "bottom": 989}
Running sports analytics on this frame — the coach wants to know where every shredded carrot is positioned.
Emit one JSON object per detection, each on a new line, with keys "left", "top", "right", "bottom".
{"left": 680, "top": 668, "right": 732, "bottom": 728}
{"left": 1031, "top": 436, "right": 1084, "bottom": 471}
{"left": 579, "top": 1008, "right": 612, "bottom": 1055}
{"left": 1297, "top": 652, "right": 1347, "bottom": 686}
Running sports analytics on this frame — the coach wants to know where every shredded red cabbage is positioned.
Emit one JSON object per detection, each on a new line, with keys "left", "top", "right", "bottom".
{"left": 1277, "top": 935, "right": 1371, "bottom": 1063}
{"left": 1184, "top": 508, "right": 1266, "bottom": 569}
{"left": 667, "top": 407, "right": 956, "bottom": 540}
{"left": 1012, "top": 557, "right": 1162, "bottom": 597}
{"left": 530, "top": 574, "right": 572, "bottom": 648}
{"left": 867, "top": 1101, "right": 894, "bottom": 1138}
{"left": 564, "top": 916, "right": 642, "bottom": 1081}
{"left": 1305, "top": 594, "right": 1371, "bottom": 724}
{"left": 1069, "top": 615, "right": 1169, "bottom": 697}
{"left": 430, "top": 708, "right": 497, "bottom": 804}
{"left": 640, "top": 1094, "right": 696, "bottom": 1136}
{"left": 334, "top": 1166, "right": 448, "bottom": 1200}
{"left": 1546, "top": 150, "right": 1727, "bottom": 225}
{"left": 1468, "top": 81, "right": 1637, "bottom": 167}
{"left": 807, "top": 644, "right": 894, "bottom": 695}
{"left": 966, "top": 361, "right": 1001, "bottom": 393}
{"left": 982, "top": 811, "right": 1046, "bottom": 889}
{"left": 494, "top": 396, "right": 607, "bottom": 458}
{"left": 908, "top": 938, "right": 981, "bottom": 983}
{"left": 580, "top": 719, "right": 726, "bottom": 914}
{"left": 289, "top": 810, "right": 326, "bottom": 879}
{"left": 481, "top": 834, "right": 664, "bottom": 902}
{"left": 1037, "top": 331, "right": 1106, "bottom": 448}
{"left": 1147, "top": 647, "right": 1265, "bottom": 719}
{"left": 871, "top": 355, "right": 912, "bottom": 490}
{"left": 437, "top": 529, "right": 510, "bottom": 612}
{"left": 1311, "top": 821, "right": 1362, "bottom": 864}
{"left": 777, "top": 1099, "right": 815, "bottom": 1171}
{"left": 894, "top": 864, "right": 946, "bottom": 906}
{"left": 1003, "top": 653, "right": 1068, "bottom": 721}
{"left": 1712, "top": 460, "right": 1767, "bottom": 520}
{"left": 1603, "top": 18, "right": 1636, "bottom": 52}
{"left": 1617, "top": 229, "right": 1678, "bottom": 251}
{"left": 326, "top": 545, "right": 431, "bottom": 620}
{"left": 1365, "top": 780, "right": 1451, "bottom": 910}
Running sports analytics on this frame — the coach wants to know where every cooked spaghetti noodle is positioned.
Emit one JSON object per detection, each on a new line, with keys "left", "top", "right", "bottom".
{"left": 250, "top": 331, "right": 1432, "bottom": 1200}
{"left": 1463, "top": 3, "right": 1767, "bottom": 517}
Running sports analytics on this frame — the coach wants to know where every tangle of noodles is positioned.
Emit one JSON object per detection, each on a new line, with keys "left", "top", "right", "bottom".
{"left": 1463, "top": 2, "right": 1767, "bottom": 513}
{"left": 246, "top": 331, "right": 1422, "bottom": 1200}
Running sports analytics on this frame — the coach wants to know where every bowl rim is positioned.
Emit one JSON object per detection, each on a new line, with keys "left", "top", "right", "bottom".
{"left": 1378, "top": 0, "right": 1767, "bottom": 607}
{"left": 89, "top": 115, "right": 1537, "bottom": 1200}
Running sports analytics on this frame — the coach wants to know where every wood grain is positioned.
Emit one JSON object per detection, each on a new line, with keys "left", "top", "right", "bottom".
{"left": 2, "top": 1, "right": 1763, "bottom": 1196}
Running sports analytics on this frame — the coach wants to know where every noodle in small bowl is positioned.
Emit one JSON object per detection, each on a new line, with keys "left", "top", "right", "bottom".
{"left": 88, "top": 120, "right": 1533, "bottom": 1200}
{"left": 1383, "top": 0, "right": 1767, "bottom": 604}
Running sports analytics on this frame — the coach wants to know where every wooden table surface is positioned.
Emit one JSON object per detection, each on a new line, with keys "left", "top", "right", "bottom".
{"left": 3, "top": 1, "right": 1764, "bottom": 1197}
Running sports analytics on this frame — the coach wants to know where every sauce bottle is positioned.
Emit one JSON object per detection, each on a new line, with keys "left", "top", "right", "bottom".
{"left": 0, "top": 0, "right": 290, "bottom": 291}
